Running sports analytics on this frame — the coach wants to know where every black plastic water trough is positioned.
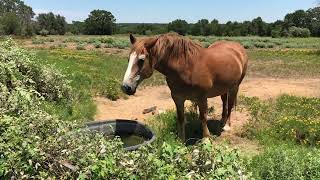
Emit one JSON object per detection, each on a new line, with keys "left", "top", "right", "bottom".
{"left": 86, "top": 120, "right": 156, "bottom": 151}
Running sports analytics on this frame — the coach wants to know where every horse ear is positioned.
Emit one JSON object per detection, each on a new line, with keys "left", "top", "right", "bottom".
{"left": 130, "top": 34, "right": 136, "bottom": 44}
{"left": 144, "top": 38, "right": 158, "bottom": 49}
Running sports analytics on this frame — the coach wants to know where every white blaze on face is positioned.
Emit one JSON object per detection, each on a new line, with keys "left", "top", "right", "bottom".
{"left": 123, "top": 51, "right": 137, "bottom": 84}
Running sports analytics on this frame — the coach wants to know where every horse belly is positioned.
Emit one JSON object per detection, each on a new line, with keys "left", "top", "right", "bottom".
{"left": 206, "top": 85, "right": 229, "bottom": 98}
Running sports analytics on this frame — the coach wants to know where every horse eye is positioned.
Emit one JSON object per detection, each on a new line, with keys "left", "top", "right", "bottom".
{"left": 138, "top": 59, "right": 144, "bottom": 69}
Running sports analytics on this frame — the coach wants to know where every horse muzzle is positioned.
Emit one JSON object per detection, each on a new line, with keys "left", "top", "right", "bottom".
{"left": 121, "top": 84, "right": 136, "bottom": 95}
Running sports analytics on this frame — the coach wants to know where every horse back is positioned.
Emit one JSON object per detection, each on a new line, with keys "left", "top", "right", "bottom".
{"left": 193, "top": 41, "right": 248, "bottom": 89}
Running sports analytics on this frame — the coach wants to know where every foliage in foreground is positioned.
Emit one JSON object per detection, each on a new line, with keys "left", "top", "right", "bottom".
{"left": 240, "top": 95, "right": 320, "bottom": 179}
{"left": 241, "top": 95, "right": 320, "bottom": 146}
{"left": 250, "top": 145, "right": 320, "bottom": 179}
{"left": 0, "top": 39, "right": 251, "bottom": 179}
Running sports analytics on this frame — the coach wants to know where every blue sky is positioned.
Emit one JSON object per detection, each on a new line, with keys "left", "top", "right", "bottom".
{"left": 24, "top": 0, "right": 318, "bottom": 23}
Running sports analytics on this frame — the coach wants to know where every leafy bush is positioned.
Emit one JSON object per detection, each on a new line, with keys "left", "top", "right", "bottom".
{"left": 94, "top": 41, "right": 102, "bottom": 48}
{"left": 39, "top": 29, "right": 49, "bottom": 36}
{"left": 271, "top": 29, "right": 281, "bottom": 38}
{"left": 32, "top": 38, "right": 45, "bottom": 44}
{"left": 253, "top": 42, "right": 266, "bottom": 48}
{"left": 288, "top": 26, "right": 311, "bottom": 38}
{"left": 250, "top": 146, "right": 320, "bottom": 179}
{"left": 241, "top": 95, "right": 320, "bottom": 146}
{"left": 101, "top": 78, "right": 121, "bottom": 100}
{"left": 63, "top": 37, "right": 80, "bottom": 43}
{"left": 104, "top": 39, "right": 129, "bottom": 49}
{"left": 76, "top": 43, "right": 86, "bottom": 50}
{"left": 241, "top": 41, "right": 254, "bottom": 49}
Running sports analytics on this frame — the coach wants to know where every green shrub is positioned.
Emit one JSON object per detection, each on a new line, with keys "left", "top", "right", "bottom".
{"left": 39, "top": 29, "right": 49, "bottom": 36}
{"left": 94, "top": 41, "right": 102, "bottom": 48}
{"left": 99, "top": 37, "right": 114, "bottom": 44}
{"left": 288, "top": 26, "right": 311, "bottom": 38}
{"left": 242, "top": 41, "right": 254, "bottom": 49}
{"left": 254, "top": 42, "right": 266, "bottom": 48}
{"left": 271, "top": 29, "right": 281, "bottom": 38}
{"left": 32, "top": 38, "right": 45, "bottom": 44}
{"left": 104, "top": 39, "right": 129, "bottom": 49}
{"left": 76, "top": 43, "right": 86, "bottom": 50}
{"left": 63, "top": 37, "right": 80, "bottom": 43}
{"left": 101, "top": 78, "right": 121, "bottom": 100}
{"left": 241, "top": 95, "right": 320, "bottom": 146}
{"left": 57, "top": 43, "right": 67, "bottom": 48}
{"left": 47, "top": 38, "right": 54, "bottom": 42}
{"left": 86, "top": 38, "right": 96, "bottom": 44}
{"left": 250, "top": 146, "right": 320, "bottom": 179}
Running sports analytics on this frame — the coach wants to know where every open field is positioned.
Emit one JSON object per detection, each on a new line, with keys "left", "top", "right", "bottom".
{"left": 24, "top": 35, "right": 320, "bottom": 101}
{"left": 1, "top": 35, "right": 320, "bottom": 179}
{"left": 16, "top": 35, "right": 320, "bottom": 51}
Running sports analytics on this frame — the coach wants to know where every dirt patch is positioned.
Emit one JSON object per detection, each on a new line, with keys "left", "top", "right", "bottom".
{"left": 94, "top": 77, "right": 320, "bottom": 153}
{"left": 95, "top": 77, "right": 320, "bottom": 121}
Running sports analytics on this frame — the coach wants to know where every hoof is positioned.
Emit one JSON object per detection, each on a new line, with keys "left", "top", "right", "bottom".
{"left": 223, "top": 125, "right": 232, "bottom": 131}
{"left": 201, "top": 137, "right": 211, "bottom": 144}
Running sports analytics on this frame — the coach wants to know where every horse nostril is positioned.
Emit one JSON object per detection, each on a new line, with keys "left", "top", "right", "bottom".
{"left": 121, "top": 85, "right": 132, "bottom": 93}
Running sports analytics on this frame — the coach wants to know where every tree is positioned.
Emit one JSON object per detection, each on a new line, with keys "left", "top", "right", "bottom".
{"left": 0, "top": 0, "right": 34, "bottom": 36}
{"left": 0, "top": 12, "right": 20, "bottom": 35}
{"left": 210, "top": 19, "right": 221, "bottom": 36}
{"left": 307, "top": 7, "right": 320, "bottom": 36}
{"left": 250, "top": 17, "right": 268, "bottom": 36}
{"left": 84, "top": 10, "right": 116, "bottom": 35}
{"left": 190, "top": 19, "right": 211, "bottom": 36}
{"left": 67, "top": 21, "right": 85, "bottom": 35}
{"left": 136, "top": 23, "right": 153, "bottom": 35}
{"left": 168, "top": 19, "right": 189, "bottom": 35}
{"left": 284, "top": 10, "right": 310, "bottom": 28}
{"left": 36, "top": 12, "right": 67, "bottom": 35}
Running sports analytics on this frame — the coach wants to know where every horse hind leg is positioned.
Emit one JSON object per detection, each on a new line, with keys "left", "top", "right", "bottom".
{"left": 220, "top": 93, "right": 228, "bottom": 128}
{"left": 225, "top": 86, "right": 239, "bottom": 130}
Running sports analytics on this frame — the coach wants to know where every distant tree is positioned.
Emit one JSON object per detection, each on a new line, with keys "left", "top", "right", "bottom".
{"left": 36, "top": 12, "right": 67, "bottom": 35}
{"left": 284, "top": 10, "right": 310, "bottom": 28}
{"left": 0, "top": 12, "right": 20, "bottom": 35}
{"left": 136, "top": 23, "right": 153, "bottom": 35}
{"left": 240, "top": 21, "right": 251, "bottom": 36}
{"left": 168, "top": 19, "right": 189, "bottom": 35}
{"left": 210, "top": 19, "right": 221, "bottom": 36}
{"left": 250, "top": 17, "right": 268, "bottom": 36}
{"left": 84, "top": 10, "right": 116, "bottom": 35}
{"left": 190, "top": 19, "right": 211, "bottom": 36}
{"left": 0, "top": 0, "right": 34, "bottom": 36}
{"left": 306, "top": 7, "right": 320, "bottom": 36}
{"left": 67, "top": 21, "right": 85, "bottom": 35}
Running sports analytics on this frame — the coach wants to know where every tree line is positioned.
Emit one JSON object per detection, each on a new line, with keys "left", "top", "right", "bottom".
{"left": 0, "top": 0, "right": 319, "bottom": 37}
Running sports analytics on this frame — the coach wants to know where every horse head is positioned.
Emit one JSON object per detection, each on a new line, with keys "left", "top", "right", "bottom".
{"left": 122, "top": 34, "right": 158, "bottom": 95}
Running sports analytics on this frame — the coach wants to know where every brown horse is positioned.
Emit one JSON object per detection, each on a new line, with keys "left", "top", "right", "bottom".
{"left": 122, "top": 33, "right": 248, "bottom": 141}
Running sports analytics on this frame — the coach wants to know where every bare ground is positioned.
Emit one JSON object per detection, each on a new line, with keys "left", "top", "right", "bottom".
{"left": 94, "top": 77, "right": 320, "bottom": 153}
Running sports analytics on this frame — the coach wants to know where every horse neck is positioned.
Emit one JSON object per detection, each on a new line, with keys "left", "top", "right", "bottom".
{"left": 150, "top": 45, "right": 200, "bottom": 82}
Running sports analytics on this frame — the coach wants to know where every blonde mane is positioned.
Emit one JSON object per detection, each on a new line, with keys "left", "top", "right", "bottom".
{"left": 151, "top": 33, "right": 203, "bottom": 64}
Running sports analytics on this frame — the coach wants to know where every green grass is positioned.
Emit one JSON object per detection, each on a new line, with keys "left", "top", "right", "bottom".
{"left": 34, "top": 48, "right": 166, "bottom": 100}
{"left": 247, "top": 49, "right": 320, "bottom": 78}
{"left": 238, "top": 95, "right": 320, "bottom": 179}
{"left": 31, "top": 43, "right": 320, "bottom": 104}
{"left": 190, "top": 36, "right": 320, "bottom": 49}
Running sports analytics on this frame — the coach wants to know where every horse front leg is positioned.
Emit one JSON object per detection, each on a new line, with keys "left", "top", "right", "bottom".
{"left": 197, "top": 97, "right": 210, "bottom": 138}
{"left": 172, "top": 95, "right": 186, "bottom": 142}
